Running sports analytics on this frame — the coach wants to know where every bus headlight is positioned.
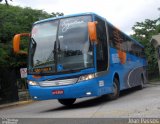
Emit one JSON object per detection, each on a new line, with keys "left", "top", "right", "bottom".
{"left": 78, "top": 74, "right": 95, "bottom": 82}
{"left": 28, "top": 80, "right": 38, "bottom": 86}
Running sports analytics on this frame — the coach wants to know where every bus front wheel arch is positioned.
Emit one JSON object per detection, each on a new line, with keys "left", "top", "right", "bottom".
{"left": 58, "top": 98, "right": 76, "bottom": 106}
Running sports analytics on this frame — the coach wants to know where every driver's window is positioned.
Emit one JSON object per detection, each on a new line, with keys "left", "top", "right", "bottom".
{"left": 95, "top": 16, "right": 108, "bottom": 72}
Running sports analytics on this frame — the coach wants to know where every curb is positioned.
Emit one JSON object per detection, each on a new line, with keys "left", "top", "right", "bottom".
{"left": 0, "top": 100, "right": 34, "bottom": 110}
{"left": 147, "top": 82, "right": 160, "bottom": 85}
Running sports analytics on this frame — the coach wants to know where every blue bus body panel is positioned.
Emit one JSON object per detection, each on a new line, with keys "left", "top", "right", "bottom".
{"left": 28, "top": 47, "right": 147, "bottom": 101}
{"left": 109, "top": 47, "right": 147, "bottom": 90}
{"left": 28, "top": 13, "right": 147, "bottom": 101}
{"left": 28, "top": 46, "right": 147, "bottom": 100}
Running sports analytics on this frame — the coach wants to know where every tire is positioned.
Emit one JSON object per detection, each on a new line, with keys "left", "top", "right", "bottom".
{"left": 108, "top": 78, "right": 119, "bottom": 100}
{"left": 138, "top": 74, "right": 144, "bottom": 90}
{"left": 58, "top": 98, "right": 76, "bottom": 106}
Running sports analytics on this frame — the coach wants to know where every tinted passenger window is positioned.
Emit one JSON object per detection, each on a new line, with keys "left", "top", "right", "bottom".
{"left": 108, "top": 24, "right": 127, "bottom": 52}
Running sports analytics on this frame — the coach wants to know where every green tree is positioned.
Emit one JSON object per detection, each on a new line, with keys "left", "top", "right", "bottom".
{"left": 0, "top": 4, "right": 63, "bottom": 68}
{"left": 0, "top": 0, "right": 12, "bottom": 6}
{"left": 0, "top": 4, "right": 63, "bottom": 103}
{"left": 131, "top": 18, "right": 160, "bottom": 71}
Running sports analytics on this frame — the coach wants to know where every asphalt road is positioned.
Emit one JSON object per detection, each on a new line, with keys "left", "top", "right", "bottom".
{"left": 0, "top": 83, "right": 160, "bottom": 119}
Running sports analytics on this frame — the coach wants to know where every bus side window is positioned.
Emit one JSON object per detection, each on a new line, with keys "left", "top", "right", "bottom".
{"left": 95, "top": 17, "right": 108, "bottom": 72}
{"left": 108, "top": 24, "right": 115, "bottom": 47}
{"left": 108, "top": 24, "right": 123, "bottom": 50}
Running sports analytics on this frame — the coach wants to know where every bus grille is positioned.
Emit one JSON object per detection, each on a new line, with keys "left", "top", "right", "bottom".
{"left": 38, "top": 78, "right": 78, "bottom": 87}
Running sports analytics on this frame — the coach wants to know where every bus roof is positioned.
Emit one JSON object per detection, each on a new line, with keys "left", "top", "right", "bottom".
{"left": 33, "top": 12, "right": 144, "bottom": 48}
{"left": 33, "top": 12, "right": 96, "bottom": 25}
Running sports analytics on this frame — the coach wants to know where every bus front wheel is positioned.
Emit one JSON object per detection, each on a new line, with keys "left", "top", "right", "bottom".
{"left": 108, "top": 78, "right": 119, "bottom": 100}
{"left": 58, "top": 98, "right": 76, "bottom": 106}
{"left": 138, "top": 74, "right": 144, "bottom": 90}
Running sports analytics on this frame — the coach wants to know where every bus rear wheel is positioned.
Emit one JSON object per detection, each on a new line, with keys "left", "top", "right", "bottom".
{"left": 108, "top": 78, "right": 119, "bottom": 100}
{"left": 58, "top": 98, "right": 76, "bottom": 106}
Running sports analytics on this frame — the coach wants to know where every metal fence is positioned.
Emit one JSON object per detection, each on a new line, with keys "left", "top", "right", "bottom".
{"left": 147, "top": 69, "right": 160, "bottom": 81}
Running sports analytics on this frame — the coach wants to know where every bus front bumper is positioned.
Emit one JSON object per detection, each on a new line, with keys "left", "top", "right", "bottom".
{"left": 28, "top": 79, "right": 112, "bottom": 100}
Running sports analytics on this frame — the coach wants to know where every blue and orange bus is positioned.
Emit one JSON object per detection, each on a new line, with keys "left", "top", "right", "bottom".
{"left": 13, "top": 13, "right": 147, "bottom": 106}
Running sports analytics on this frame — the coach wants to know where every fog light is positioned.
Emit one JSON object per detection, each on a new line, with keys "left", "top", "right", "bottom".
{"left": 34, "top": 96, "right": 37, "bottom": 99}
{"left": 86, "top": 92, "right": 91, "bottom": 95}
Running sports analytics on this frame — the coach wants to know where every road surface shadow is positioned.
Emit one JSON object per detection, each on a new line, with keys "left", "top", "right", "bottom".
{"left": 41, "top": 86, "right": 145, "bottom": 113}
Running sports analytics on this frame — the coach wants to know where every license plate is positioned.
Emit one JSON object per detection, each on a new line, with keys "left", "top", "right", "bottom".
{"left": 52, "top": 90, "right": 64, "bottom": 95}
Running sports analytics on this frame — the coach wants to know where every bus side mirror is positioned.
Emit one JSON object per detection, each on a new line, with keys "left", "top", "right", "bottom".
{"left": 88, "top": 21, "right": 98, "bottom": 43}
{"left": 13, "top": 33, "right": 30, "bottom": 55}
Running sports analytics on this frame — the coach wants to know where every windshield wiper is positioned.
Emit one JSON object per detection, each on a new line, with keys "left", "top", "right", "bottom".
{"left": 29, "top": 37, "right": 37, "bottom": 67}
{"left": 30, "top": 37, "right": 37, "bottom": 55}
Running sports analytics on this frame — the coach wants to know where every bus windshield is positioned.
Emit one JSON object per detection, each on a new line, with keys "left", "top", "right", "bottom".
{"left": 28, "top": 15, "right": 93, "bottom": 74}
